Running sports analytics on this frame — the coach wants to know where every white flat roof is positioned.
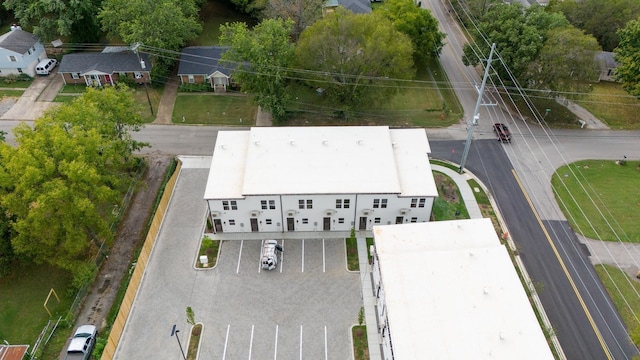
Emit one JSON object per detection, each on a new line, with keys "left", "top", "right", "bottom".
{"left": 373, "top": 219, "right": 554, "bottom": 360}
{"left": 204, "top": 126, "right": 437, "bottom": 199}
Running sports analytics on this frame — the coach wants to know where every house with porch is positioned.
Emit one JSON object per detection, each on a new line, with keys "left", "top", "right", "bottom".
{"left": 58, "top": 48, "right": 151, "bottom": 86}
{"left": 204, "top": 126, "right": 438, "bottom": 234}
{"left": 0, "top": 26, "right": 47, "bottom": 77}
{"left": 177, "top": 46, "right": 237, "bottom": 92}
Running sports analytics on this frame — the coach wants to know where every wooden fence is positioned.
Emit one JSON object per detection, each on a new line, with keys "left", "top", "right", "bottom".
{"left": 100, "top": 160, "right": 182, "bottom": 359}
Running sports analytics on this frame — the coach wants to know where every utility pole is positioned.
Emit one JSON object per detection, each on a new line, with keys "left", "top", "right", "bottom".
{"left": 131, "top": 42, "right": 154, "bottom": 116}
{"left": 459, "top": 43, "right": 496, "bottom": 174}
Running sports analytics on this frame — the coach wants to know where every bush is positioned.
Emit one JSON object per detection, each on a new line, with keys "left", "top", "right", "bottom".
{"left": 179, "top": 83, "right": 211, "bottom": 92}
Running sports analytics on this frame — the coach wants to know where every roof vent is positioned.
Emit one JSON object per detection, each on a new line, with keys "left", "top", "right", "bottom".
{"left": 289, "top": 140, "right": 295, "bottom": 146}
{"left": 357, "top": 139, "right": 363, "bottom": 145}
{"left": 322, "top": 139, "right": 328, "bottom": 145}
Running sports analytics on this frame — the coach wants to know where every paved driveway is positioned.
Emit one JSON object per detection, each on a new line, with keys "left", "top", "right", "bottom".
{"left": 114, "top": 163, "right": 360, "bottom": 360}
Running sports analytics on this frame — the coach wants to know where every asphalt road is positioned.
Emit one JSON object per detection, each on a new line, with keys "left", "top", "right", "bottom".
{"left": 431, "top": 139, "right": 638, "bottom": 359}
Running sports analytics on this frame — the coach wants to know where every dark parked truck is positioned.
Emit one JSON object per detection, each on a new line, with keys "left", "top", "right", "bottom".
{"left": 65, "top": 325, "right": 97, "bottom": 360}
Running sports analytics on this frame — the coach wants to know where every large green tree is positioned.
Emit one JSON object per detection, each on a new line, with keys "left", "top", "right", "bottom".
{"left": 262, "top": 0, "right": 323, "bottom": 40}
{"left": 377, "top": 0, "right": 445, "bottom": 66}
{"left": 615, "top": 18, "right": 640, "bottom": 97}
{"left": 549, "top": 0, "right": 640, "bottom": 52}
{"left": 528, "top": 26, "right": 601, "bottom": 92}
{"left": 3, "top": 0, "right": 101, "bottom": 42}
{"left": 0, "top": 86, "right": 146, "bottom": 283}
{"left": 220, "top": 19, "right": 296, "bottom": 121}
{"left": 99, "top": 0, "right": 202, "bottom": 51}
{"left": 295, "top": 8, "right": 415, "bottom": 108}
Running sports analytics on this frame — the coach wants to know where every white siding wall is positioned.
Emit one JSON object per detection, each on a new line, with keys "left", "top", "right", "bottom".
{"left": 373, "top": 250, "right": 394, "bottom": 360}
{"left": 0, "top": 42, "right": 46, "bottom": 77}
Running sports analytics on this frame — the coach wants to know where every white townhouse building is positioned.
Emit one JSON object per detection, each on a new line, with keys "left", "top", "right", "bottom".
{"left": 371, "top": 219, "right": 554, "bottom": 360}
{"left": 203, "top": 126, "right": 438, "bottom": 234}
{"left": 0, "top": 26, "right": 47, "bottom": 77}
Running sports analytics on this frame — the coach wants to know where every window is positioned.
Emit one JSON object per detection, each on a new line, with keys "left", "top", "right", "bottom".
{"left": 269, "top": 200, "right": 275, "bottom": 209}
{"left": 8, "top": 56, "right": 16, "bottom": 62}
{"left": 229, "top": 219, "right": 235, "bottom": 225}
{"left": 337, "top": 199, "right": 350, "bottom": 209}
{"left": 373, "top": 199, "right": 387, "bottom": 208}
{"left": 419, "top": 198, "right": 426, "bottom": 208}
{"left": 299, "top": 199, "right": 313, "bottom": 209}
{"left": 17, "top": 68, "right": 22, "bottom": 74}
{"left": 299, "top": 200, "right": 304, "bottom": 209}
{"left": 222, "top": 201, "right": 229, "bottom": 210}
{"left": 266, "top": 219, "right": 272, "bottom": 225}
{"left": 374, "top": 218, "right": 381, "bottom": 224}
{"left": 373, "top": 199, "right": 380, "bottom": 208}
{"left": 71, "top": 73, "right": 80, "bottom": 79}
{"left": 134, "top": 72, "right": 143, "bottom": 79}
{"left": 27, "top": 49, "right": 31, "bottom": 55}
{"left": 336, "top": 199, "right": 342, "bottom": 209}
{"left": 338, "top": 218, "right": 345, "bottom": 224}
{"left": 302, "top": 218, "right": 308, "bottom": 224}
{"left": 411, "top": 198, "right": 418, "bottom": 208}
{"left": 344, "top": 199, "right": 350, "bottom": 208}
{"left": 306, "top": 199, "right": 313, "bottom": 209}
{"left": 230, "top": 201, "right": 237, "bottom": 210}
{"left": 411, "top": 217, "right": 418, "bottom": 223}
{"left": 261, "top": 200, "right": 267, "bottom": 210}
{"left": 381, "top": 199, "right": 387, "bottom": 208}
{"left": 188, "top": 75, "right": 195, "bottom": 83}
{"left": 222, "top": 200, "right": 237, "bottom": 210}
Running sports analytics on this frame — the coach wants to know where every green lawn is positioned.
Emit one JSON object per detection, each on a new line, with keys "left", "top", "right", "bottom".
{"left": 513, "top": 94, "right": 580, "bottom": 128}
{"left": 191, "top": 0, "right": 256, "bottom": 45}
{"left": 0, "top": 90, "right": 24, "bottom": 98}
{"left": 595, "top": 264, "right": 640, "bottom": 348}
{"left": 551, "top": 160, "right": 640, "bottom": 242}
{"left": 53, "top": 94, "right": 79, "bottom": 104}
{"left": 172, "top": 94, "right": 257, "bottom": 125}
{"left": 0, "top": 262, "right": 73, "bottom": 344}
{"left": 0, "top": 79, "right": 32, "bottom": 88}
{"left": 432, "top": 171, "right": 470, "bottom": 220}
{"left": 572, "top": 82, "right": 640, "bottom": 130}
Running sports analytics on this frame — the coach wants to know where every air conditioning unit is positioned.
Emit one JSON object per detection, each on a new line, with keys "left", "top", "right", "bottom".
{"left": 399, "top": 209, "right": 410, "bottom": 215}
{"left": 250, "top": 210, "right": 260, "bottom": 217}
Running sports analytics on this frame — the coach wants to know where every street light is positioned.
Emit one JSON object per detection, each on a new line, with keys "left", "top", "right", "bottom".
{"left": 171, "top": 324, "right": 187, "bottom": 360}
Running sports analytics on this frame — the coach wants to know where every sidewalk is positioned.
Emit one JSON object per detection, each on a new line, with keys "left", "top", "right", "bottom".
{"left": 557, "top": 97, "right": 610, "bottom": 130}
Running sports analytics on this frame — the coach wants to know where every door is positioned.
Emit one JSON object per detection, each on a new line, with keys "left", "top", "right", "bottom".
{"left": 214, "top": 219, "right": 223, "bottom": 233}
{"left": 359, "top": 217, "right": 367, "bottom": 230}
{"left": 287, "top": 217, "right": 295, "bottom": 231}
{"left": 396, "top": 216, "right": 404, "bottom": 224}
{"left": 323, "top": 217, "right": 331, "bottom": 231}
{"left": 250, "top": 218, "right": 258, "bottom": 232}
{"left": 105, "top": 74, "right": 112, "bottom": 84}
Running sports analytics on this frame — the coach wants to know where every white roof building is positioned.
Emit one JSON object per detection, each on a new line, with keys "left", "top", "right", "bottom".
{"left": 371, "top": 219, "right": 554, "bottom": 359}
{"left": 204, "top": 126, "right": 438, "bottom": 234}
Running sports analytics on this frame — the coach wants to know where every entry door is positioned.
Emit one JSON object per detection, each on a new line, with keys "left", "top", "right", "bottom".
{"left": 105, "top": 74, "right": 112, "bottom": 84}
{"left": 287, "top": 217, "right": 295, "bottom": 231}
{"left": 396, "top": 216, "right": 404, "bottom": 224}
{"left": 214, "top": 219, "right": 223, "bottom": 233}
{"left": 359, "top": 217, "right": 367, "bottom": 230}
{"left": 323, "top": 217, "right": 331, "bottom": 231}
{"left": 250, "top": 218, "right": 258, "bottom": 232}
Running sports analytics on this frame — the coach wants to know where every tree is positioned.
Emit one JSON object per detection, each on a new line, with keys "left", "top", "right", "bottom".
{"left": 295, "top": 8, "right": 415, "bottom": 108}
{"left": 528, "top": 26, "right": 601, "bottom": 92}
{"left": 3, "top": 0, "right": 101, "bottom": 42}
{"left": 463, "top": 4, "right": 543, "bottom": 84}
{"left": 99, "top": 0, "right": 202, "bottom": 51}
{"left": 220, "top": 19, "right": 296, "bottom": 121}
{"left": 0, "top": 86, "right": 147, "bottom": 283}
{"left": 615, "top": 18, "right": 640, "bottom": 97}
{"left": 262, "top": 0, "right": 324, "bottom": 40}
{"left": 377, "top": 0, "right": 445, "bottom": 66}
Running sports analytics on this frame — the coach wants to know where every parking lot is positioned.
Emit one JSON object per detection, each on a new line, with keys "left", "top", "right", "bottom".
{"left": 114, "top": 166, "right": 361, "bottom": 360}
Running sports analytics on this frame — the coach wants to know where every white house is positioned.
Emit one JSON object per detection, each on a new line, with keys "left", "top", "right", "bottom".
{"left": 0, "top": 26, "right": 47, "bottom": 77}
{"left": 203, "top": 126, "right": 438, "bottom": 234}
{"left": 371, "top": 219, "right": 554, "bottom": 360}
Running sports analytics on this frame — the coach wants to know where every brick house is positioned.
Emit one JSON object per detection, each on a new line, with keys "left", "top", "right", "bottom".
{"left": 58, "top": 48, "right": 151, "bottom": 86}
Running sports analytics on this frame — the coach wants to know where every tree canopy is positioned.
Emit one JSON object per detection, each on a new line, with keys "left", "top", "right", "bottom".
{"left": 3, "top": 0, "right": 101, "bottom": 42}
{"left": 295, "top": 8, "right": 415, "bottom": 108}
{"left": 99, "top": 0, "right": 202, "bottom": 51}
{"left": 614, "top": 18, "right": 640, "bottom": 97}
{"left": 377, "top": 0, "right": 445, "bottom": 66}
{"left": 220, "top": 19, "right": 296, "bottom": 122}
{"left": 0, "top": 86, "right": 147, "bottom": 283}
{"left": 261, "top": 0, "right": 324, "bottom": 40}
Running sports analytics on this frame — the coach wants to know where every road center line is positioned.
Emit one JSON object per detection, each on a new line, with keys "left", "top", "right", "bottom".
{"left": 222, "top": 324, "right": 230, "bottom": 360}
{"left": 512, "top": 169, "right": 612, "bottom": 360}
{"left": 236, "top": 240, "right": 243, "bottom": 274}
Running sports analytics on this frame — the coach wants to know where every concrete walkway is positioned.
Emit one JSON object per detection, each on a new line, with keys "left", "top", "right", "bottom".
{"left": 152, "top": 76, "right": 178, "bottom": 124}
{"left": 1, "top": 71, "right": 61, "bottom": 120}
{"left": 557, "top": 97, "right": 610, "bottom": 130}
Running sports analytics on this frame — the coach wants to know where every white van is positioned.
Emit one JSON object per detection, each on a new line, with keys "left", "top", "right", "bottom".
{"left": 35, "top": 58, "right": 57, "bottom": 75}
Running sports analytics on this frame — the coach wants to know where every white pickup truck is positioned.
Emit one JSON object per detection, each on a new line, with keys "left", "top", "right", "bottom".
{"left": 65, "top": 325, "right": 97, "bottom": 360}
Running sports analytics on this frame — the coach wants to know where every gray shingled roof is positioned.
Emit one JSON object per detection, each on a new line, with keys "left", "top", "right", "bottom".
{"left": 0, "top": 29, "right": 39, "bottom": 54}
{"left": 595, "top": 51, "right": 619, "bottom": 69}
{"left": 338, "top": 0, "right": 371, "bottom": 13}
{"left": 58, "top": 52, "right": 151, "bottom": 74}
{"left": 177, "top": 46, "right": 236, "bottom": 77}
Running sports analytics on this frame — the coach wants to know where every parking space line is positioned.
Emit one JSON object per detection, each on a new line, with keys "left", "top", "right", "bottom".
{"left": 279, "top": 240, "right": 284, "bottom": 273}
{"left": 248, "top": 324, "right": 255, "bottom": 360}
{"left": 299, "top": 325, "right": 303, "bottom": 360}
{"left": 324, "top": 325, "right": 328, "bottom": 360}
{"left": 237, "top": 240, "right": 244, "bottom": 274}
{"left": 301, "top": 239, "right": 305, "bottom": 273}
{"left": 274, "top": 324, "right": 279, "bottom": 360}
{"left": 322, "top": 239, "right": 326, "bottom": 273}
{"left": 223, "top": 324, "right": 230, "bottom": 360}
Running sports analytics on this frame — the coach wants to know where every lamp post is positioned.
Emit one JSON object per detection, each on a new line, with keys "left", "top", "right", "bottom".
{"left": 171, "top": 324, "right": 187, "bottom": 360}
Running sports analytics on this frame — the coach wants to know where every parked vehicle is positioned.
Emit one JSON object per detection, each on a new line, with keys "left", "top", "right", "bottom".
{"left": 65, "top": 325, "right": 97, "bottom": 360}
{"left": 493, "top": 123, "right": 512, "bottom": 143}
{"left": 261, "top": 240, "right": 282, "bottom": 270}
{"left": 35, "top": 58, "right": 57, "bottom": 75}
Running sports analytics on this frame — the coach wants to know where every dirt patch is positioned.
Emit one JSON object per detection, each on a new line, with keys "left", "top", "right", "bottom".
{"left": 434, "top": 172, "right": 458, "bottom": 202}
{"left": 74, "top": 155, "right": 172, "bottom": 329}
